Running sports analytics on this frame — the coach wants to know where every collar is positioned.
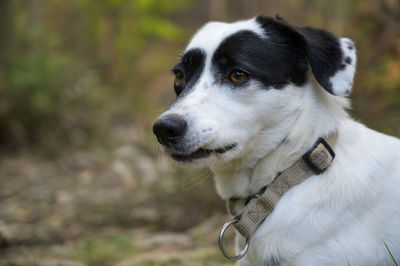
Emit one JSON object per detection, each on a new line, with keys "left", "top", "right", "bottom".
{"left": 219, "top": 134, "right": 337, "bottom": 261}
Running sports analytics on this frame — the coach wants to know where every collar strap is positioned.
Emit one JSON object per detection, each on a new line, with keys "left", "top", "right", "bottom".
{"left": 229, "top": 137, "right": 335, "bottom": 238}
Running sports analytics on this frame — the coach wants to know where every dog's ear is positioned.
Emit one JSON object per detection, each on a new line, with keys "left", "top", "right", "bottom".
{"left": 295, "top": 25, "right": 356, "bottom": 96}
{"left": 257, "top": 16, "right": 356, "bottom": 96}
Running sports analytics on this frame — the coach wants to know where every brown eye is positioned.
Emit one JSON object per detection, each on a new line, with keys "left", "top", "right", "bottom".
{"left": 229, "top": 70, "right": 249, "bottom": 83}
{"left": 175, "top": 71, "right": 184, "bottom": 84}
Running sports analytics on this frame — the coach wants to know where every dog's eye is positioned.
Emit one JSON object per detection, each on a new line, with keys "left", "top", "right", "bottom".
{"left": 174, "top": 71, "right": 184, "bottom": 84}
{"left": 229, "top": 70, "right": 249, "bottom": 83}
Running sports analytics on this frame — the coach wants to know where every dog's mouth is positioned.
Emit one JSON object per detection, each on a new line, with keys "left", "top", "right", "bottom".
{"left": 170, "top": 143, "right": 237, "bottom": 162}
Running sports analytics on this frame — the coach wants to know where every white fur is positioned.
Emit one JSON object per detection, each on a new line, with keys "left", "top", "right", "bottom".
{"left": 185, "top": 18, "right": 265, "bottom": 54}
{"left": 157, "top": 18, "right": 400, "bottom": 265}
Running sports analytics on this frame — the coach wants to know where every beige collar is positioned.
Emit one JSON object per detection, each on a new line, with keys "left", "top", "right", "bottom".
{"left": 219, "top": 135, "right": 337, "bottom": 261}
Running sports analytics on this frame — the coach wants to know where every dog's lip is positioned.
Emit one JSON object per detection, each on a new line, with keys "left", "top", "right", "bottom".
{"left": 170, "top": 143, "right": 237, "bottom": 162}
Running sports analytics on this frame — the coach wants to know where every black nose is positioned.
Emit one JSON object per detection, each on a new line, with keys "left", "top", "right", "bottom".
{"left": 153, "top": 115, "right": 187, "bottom": 146}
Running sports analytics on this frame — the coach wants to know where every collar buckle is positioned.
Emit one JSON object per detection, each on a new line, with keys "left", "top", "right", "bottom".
{"left": 302, "top": 137, "right": 335, "bottom": 174}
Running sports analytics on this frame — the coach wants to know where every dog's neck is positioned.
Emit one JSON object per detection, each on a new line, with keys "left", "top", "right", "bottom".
{"left": 210, "top": 82, "right": 349, "bottom": 200}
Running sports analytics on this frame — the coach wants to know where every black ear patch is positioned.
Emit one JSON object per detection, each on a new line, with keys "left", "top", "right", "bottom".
{"left": 256, "top": 16, "right": 356, "bottom": 96}
{"left": 295, "top": 25, "right": 343, "bottom": 94}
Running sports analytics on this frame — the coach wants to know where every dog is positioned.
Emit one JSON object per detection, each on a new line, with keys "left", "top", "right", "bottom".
{"left": 152, "top": 16, "right": 400, "bottom": 266}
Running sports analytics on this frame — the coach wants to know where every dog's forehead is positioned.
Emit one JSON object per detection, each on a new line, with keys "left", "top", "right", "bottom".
{"left": 185, "top": 18, "right": 265, "bottom": 56}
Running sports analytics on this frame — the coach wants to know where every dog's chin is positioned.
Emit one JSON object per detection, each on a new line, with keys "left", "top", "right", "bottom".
{"left": 168, "top": 143, "right": 237, "bottom": 165}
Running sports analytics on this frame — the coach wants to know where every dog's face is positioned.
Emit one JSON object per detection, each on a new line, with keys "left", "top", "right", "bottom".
{"left": 153, "top": 16, "right": 356, "bottom": 165}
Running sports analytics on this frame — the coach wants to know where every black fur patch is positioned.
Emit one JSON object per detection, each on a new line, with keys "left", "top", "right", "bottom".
{"left": 212, "top": 30, "right": 309, "bottom": 89}
{"left": 255, "top": 16, "right": 344, "bottom": 94}
{"left": 172, "top": 48, "right": 206, "bottom": 97}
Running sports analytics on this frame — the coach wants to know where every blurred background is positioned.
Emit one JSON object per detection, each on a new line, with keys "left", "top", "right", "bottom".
{"left": 0, "top": 0, "right": 399, "bottom": 265}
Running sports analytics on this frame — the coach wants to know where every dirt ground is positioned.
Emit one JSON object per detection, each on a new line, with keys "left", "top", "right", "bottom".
{"left": 0, "top": 125, "right": 233, "bottom": 266}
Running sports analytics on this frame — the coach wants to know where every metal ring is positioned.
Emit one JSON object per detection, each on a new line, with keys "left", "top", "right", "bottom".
{"left": 218, "top": 217, "right": 250, "bottom": 261}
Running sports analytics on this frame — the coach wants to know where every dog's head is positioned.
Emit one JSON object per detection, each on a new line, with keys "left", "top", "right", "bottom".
{"left": 153, "top": 16, "right": 356, "bottom": 165}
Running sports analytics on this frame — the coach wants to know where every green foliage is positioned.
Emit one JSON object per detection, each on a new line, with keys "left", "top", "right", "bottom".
{"left": 0, "top": 0, "right": 190, "bottom": 149}
{"left": 7, "top": 30, "right": 78, "bottom": 115}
